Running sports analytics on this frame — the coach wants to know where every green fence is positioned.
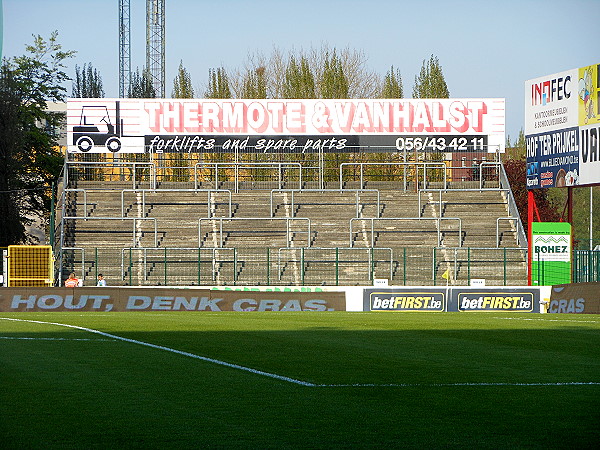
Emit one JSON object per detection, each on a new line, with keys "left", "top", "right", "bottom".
{"left": 59, "top": 246, "right": 529, "bottom": 287}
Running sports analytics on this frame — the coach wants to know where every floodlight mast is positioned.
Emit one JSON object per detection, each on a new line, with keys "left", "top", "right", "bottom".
{"left": 146, "top": 0, "right": 165, "bottom": 98}
{"left": 118, "top": 0, "right": 131, "bottom": 98}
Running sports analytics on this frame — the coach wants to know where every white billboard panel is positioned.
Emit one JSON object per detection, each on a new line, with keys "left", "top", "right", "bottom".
{"left": 67, "top": 98, "right": 505, "bottom": 154}
{"left": 526, "top": 64, "right": 600, "bottom": 188}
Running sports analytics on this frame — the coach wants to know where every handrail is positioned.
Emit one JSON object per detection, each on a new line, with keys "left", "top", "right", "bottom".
{"left": 65, "top": 161, "right": 157, "bottom": 189}
{"left": 418, "top": 188, "right": 510, "bottom": 218}
{"left": 199, "top": 217, "right": 311, "bottom": 248}
{"left": 61, "top": 216, "right": 158, "bottom": 248}
{"left": 60, "top": 247, "right": 86, "bottom": 282}
{"left": 432, "top": 245, "right": 528, "bottom": 285}
{"left": 64, "top": 189, "right": 89, "bottom": 218}
{"left": 277, "top": 246, "right": 394, "bottom": 282}
{"left": 121, "top": 188, "right": 232, "bottom": 218}
{"left": 478, "top": 162, "right": 502, "bottom": 189}
{"left": 350, "top": 217, "right": 462, "bottom": 248}
{"left": 339, "top": 162, "right": 448, "bottom": 190}
{"left": 194, "top": 162, "right": 303, "bottom": 192}
{"left": 269, "top": 189, "right": 381, "bottom": 218}
{"left": 496, "top": 217, "right": 521, "bottom": 248}
{"left": 498, "top": 163, "right": 527, "bottom": 248}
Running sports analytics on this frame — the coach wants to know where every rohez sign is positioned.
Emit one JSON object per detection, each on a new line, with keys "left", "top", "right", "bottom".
{"left": 66, "top": 98, "right": 505, "bottom": 154}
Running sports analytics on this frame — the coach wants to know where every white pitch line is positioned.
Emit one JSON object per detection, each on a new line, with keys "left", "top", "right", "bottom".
{"left": 0, "top": 336, "right": 114, "bottom": 341}
{"left": 493, "top": 317, "right": 600, "bottom": 324}
{"left": 317, "top": 381, "right": 600, "bottom": 387}
{"left": 1, "top": 317, "right": 598, "bottom": 389}
{"left": 0, "top": 317, "right": 315, "bottom": 387}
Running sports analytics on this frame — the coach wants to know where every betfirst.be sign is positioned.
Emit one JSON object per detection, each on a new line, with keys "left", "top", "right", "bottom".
{"left": 66, "top": 98, "right": 505, "bottom": 154}
{"left": 525, "top": 63, "right": 600, "bottom": 189}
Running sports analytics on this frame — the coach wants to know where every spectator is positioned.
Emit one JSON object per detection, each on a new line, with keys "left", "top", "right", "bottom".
{"left": 65, "top": 273, "right": 79, "bottom": 288}
{"left": 97, "top": 274, "right": 107, "bottom": 286}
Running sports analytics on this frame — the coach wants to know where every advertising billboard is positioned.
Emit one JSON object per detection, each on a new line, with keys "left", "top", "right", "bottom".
{"left": 67, "top": 98, "right": 505, "bottom": 154}
{"left": 362, "top": 287, "right": 541, "bottom": 312}
{"left": 0, "top": 288, "right": 346, "bottom": 312}
{"left": 363, "top": 288, "right": 446, "bottom": 311}
{"left": 525, "top": 64, "right": 600, "bottom": 188}
{"left": 531, "top": 222, "right": 572, "bottom": 286}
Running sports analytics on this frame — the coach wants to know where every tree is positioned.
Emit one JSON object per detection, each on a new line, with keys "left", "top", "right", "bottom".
{"left": 503, "top": 159, "right": 561, "bottom": 232}
{"left": 504, "top": 129, "right": 526, "bottom": 161}
{"left": 412, "top": 55, "right": 449, "bottom": 98}
{"left": 0, "top": 32, "right": 74, "bottom": 246}
{"left": 72, "top": 63, "right": 104, "bottom": 98}
{"left": 205, "top": 67, "right": 231, "bottom": 99}
{"left": 241, "top": 66, "right": 267, "bottom": 99}
{"left": 282, "top": 56, "right": 315, "bottom": 99}
{"left": 171, "top": 60, "right": 194, "bottom": 98}
{"left": 129, "top": 67, "right": 156, "bottom": 98}
{"left": 380, "top": 66, "right": 403, "bottom": 98}
{"left": 320, "top": 51, "right": 348, "bottom": 99}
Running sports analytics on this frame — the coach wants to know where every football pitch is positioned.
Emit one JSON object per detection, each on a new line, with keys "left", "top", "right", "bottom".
{"left": 1, "top": 312, "right": 599, "bottom": 448}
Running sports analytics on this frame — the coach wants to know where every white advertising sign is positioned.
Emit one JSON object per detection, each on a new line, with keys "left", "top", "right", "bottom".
{"left": 525, "top": 64, "right": 600, "bottom": 189}
{"left": 67, "top": 98, "right": 505, "bottom": 154}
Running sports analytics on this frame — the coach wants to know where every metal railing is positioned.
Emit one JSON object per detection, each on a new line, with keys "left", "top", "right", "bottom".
{"left": 270, "top": 189, "right": 381, "bottom": 218}
{"left": 496, "top": 217, "right": 520, "bottom": 248}
{"left": 498, "top": 163, "right": 527, "bottom": 248}
{"left": 277, "top": 247, "right": 394, "bottom": 284}
{"left": 66, "top": 161, "right": 157, "bottom": 189}
{"left": 432, "top": 246, "right": 528, "bottom": 286}
{"left": 61, "top": 216, "right": 158, "bottom": 248}
{"left": 350, "top": 217, "right": 462, "bottom": 248}
{"left": 194, "top": 162, "right": 303, "bottom": 192}
{"left": 120, "top": 247, "right": 237, "bottom": 285}
{"left": 64, "top": 189, "right": 90, "bottom": 217}
{"left": 121, "top": 188, "right": 232, "bottom": 218}
{"left": 340, "top": 162, "right": 448, "bottom": 191}
{"left": 417, "top": 188, "right": 511, "bottom": 218}
{"left": 198, "top": 217, "right": 312, "bottom": 248}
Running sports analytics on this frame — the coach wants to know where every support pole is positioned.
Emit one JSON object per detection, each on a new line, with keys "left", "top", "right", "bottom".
{"left": 527, "top": 190, "right": 534, "bottom": 286}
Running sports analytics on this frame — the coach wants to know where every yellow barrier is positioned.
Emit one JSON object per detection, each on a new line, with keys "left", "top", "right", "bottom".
{"left": 7, "top": 246, "right": 53, "bottom": 287}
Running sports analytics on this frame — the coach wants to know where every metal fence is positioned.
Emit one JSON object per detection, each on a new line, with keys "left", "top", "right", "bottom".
{"left": 57, "top": 245, "right": 533, "bottom": 287}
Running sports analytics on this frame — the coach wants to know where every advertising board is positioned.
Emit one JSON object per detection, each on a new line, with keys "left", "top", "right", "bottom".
{"left": 364, "top": 288, "right": 446, "bottom": 311}
{"left": 531, "top": 222, "right": 572, "bottom": 286}
{"left": 0, "top": 288, "right": 346, "bottom": 312}
{"left": 548, "top": 282, "right": 600, "bottom": 314}
{"left": 454, "top": 289, "right": 537, "bottom": 312}
{"left": 363, "top": 287, "right": 541, "bottom": 312}
{"left": 525, "top": 64, "right": 600, "bottom": 188}
{"left": 67, "top": 98, "right": 505, "bottom": 154}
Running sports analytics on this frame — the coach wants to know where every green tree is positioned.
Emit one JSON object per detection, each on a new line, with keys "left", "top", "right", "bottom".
{"left": 129, "top": 67, "right": 156, "bottom": 98}
{"left": 241, "top": 66, "right": 267, "bottom": 99}
{"left": 0, "top": 32, "right": 74, "bottom": 246}
{"left": 205, "top": 67, "right": 231, "bottom": 99}
{"left": 504, "top": 129, "right": 526, "bottom": 161}
{"left": 171, "top": 60, "right": 194, "bottom": 98}
{"left": 72, "top": 63, "right": 104, "bottom": 98}
{"left": 412, "top": 55, "right": 449, "bottom": 98}
{"left": 380, "top": 65, "right": 403, "bottom": 98}
{"left": 283, "top": 56, "right": 315, "bottom": 99}
{"left": 321, "top": 51, "right": 348, "bottom": 99}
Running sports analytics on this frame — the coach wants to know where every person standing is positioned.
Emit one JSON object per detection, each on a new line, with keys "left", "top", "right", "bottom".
{"left": 65, "top": 273, "right": 79, "bottom": 288}
{"left": 96, "top": 274, "right": 107, "bottom": 286}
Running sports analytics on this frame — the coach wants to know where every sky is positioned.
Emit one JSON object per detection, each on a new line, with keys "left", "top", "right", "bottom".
{"left": 2, "top": 0, "right": 598, "bottom": 141}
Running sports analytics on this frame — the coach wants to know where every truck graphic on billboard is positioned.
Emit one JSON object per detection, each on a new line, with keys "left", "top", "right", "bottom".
{"left": 71, "top": 101, "right": 144, "bottom": 153}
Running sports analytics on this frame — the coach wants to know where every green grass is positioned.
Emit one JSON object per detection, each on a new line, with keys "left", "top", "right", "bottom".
{"left": 1, "top": 312, "right": 599, "bottom": 448}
